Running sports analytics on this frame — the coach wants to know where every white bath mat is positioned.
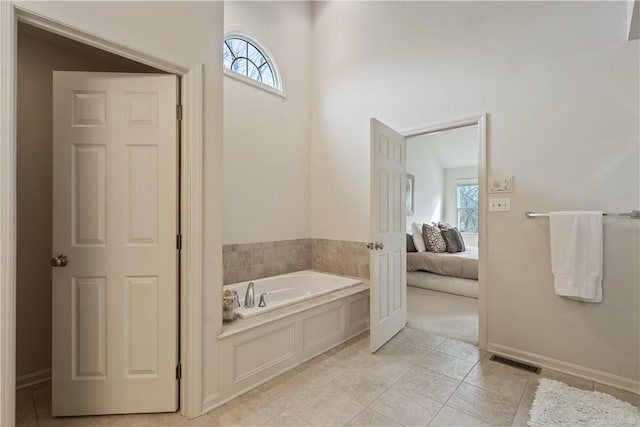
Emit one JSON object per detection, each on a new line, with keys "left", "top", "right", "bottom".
{"left": 528, "top": 378, "right": 640, "bottom": 426}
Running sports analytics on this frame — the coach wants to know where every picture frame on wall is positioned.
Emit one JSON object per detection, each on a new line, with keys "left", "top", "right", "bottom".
{"left": 406, "top": 174, "right": 415, "bottom": 215}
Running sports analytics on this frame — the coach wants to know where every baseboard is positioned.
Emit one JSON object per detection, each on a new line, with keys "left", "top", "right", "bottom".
{"left": 16, "top": 368, "right": 51, "bottom": 390}
{"left": 487, "top": 343, "right": 640, "bottom": 394}
{"left": 201, "top": 393, "right": 222, "bottom": 415}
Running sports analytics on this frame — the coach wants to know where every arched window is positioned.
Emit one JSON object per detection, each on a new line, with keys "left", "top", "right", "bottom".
{"left": 223, "top": 34, "right": 281, "bottom": 92}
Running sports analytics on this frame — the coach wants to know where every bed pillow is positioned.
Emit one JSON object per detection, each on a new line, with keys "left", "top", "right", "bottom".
{"left": 442, "top": 228, "right": 465, "bottom": 253}
{"left": 457, "top": 228, "right": 466, "bottom": 251}
{"left": 407, "top": 233, "right": 417, "bottom": 252}
{"left": 435, "top": 221, "right": 455, "bottom": 231}
{"left": 411, "top": 222, "right": 427, "bottom": 252}
{"left": 422, "top": 223, "right": 447, "bottom": 253}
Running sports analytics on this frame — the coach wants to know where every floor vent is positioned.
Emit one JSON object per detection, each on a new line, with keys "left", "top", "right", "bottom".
{"left": 490, "top": 354, "right": 541, "bottom": 374}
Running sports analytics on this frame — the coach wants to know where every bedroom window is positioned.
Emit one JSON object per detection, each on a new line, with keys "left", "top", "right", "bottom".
{"left": 223, "top": 34, "right": 282, "bottom": 94}
{"left": 457, "top": 183, "right": 478, "bottom": 233}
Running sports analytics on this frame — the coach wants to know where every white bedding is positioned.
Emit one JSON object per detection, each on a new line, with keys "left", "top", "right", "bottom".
{"left": 407, "top": 271, "right": 478, "bottom": 299}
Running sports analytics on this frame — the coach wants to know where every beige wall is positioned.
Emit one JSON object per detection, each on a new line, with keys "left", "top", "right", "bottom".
{"left": 16, "top": 25, "right": 160, "bottom": 378}
{"left": 223, "top": 1, "right": 312, "bottom": 244}
{"left": 310, "top": 1, "right": 639, "bottom": 384}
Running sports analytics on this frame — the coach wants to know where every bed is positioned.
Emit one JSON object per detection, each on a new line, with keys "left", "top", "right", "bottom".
{"left": 406, "top": 246, "right": 479, "bottom": 298}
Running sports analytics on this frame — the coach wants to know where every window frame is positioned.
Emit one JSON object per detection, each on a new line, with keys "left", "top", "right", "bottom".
{"left": 456, "top": 178, "right": 479, "bottom": 234}
{"left": 223, "top": 31, "right": 286, "bottom": 98}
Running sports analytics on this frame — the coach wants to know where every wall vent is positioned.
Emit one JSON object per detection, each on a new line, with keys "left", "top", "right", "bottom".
{"left": 489, "top": 354, "right": 541, "bottom": 374}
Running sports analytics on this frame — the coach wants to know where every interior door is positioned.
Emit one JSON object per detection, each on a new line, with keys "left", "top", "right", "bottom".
{"left": 370, "top": 118, "right": 407, "bottom": 352}
{"left": 52, "top": 72, "right": 178, "bottom": 416}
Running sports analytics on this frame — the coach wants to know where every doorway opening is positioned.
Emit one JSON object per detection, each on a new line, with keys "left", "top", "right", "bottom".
{"left": 16, "top": 22, "right": 180, "bottom": 421}
{"left": 368, "top": 115, "right": 486, "bottom": 354}
{"left": 405, "top": 124, "right": 480, "bottom": 345}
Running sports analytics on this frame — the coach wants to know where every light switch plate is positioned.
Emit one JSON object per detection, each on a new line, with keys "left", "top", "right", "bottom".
{"left": 489, "top": 197, "right": 511, "bottom": 212}
{"left": 488, "top": 175, "right": 513, "bottom": 193}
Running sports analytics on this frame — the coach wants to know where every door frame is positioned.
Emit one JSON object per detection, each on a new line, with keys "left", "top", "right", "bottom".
{"left": 0, "top": 2, "right": 205, "bottom": 424}
{"left": 401, "top": 114, "right": 488, "bottom": 350}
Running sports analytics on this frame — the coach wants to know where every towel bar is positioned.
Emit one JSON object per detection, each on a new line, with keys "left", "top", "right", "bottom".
{"left": 525, "top": 210, "right": 640, "bottom": 219}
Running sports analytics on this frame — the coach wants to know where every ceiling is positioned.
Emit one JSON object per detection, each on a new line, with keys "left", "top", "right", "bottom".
{"left": 407, "top": 125, "right": 478, "bottom": 169}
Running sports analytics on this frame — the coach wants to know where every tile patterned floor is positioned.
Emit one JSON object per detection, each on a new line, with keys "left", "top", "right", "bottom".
{"left": 16, "top": 328, "right": 640, "bottom": 427}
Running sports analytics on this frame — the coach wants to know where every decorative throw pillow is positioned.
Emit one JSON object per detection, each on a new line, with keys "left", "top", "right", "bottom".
{"left": 407, "top": 233, "right": 417, "bottom": 252}
{"left": 441, "top": 228, "right": 465, "bottom": 253}
{"left": 456, "top": 228, "right": 466, "bottom": 251}
{"left": 411, "top": 223, "right": 427, "bottom": 252}
{"left": 422, "top": 223, "right": 447, "bottom": 253}
{"left": 435, "top": 221, "right": 455, "bottom": 231}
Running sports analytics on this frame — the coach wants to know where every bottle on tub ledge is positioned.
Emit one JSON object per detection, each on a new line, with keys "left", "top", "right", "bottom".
{"left": 223, "top": 289, "right": 240, "bottom": 321}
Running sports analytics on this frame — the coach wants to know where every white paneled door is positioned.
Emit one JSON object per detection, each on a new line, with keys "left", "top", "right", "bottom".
{"left": 370, "top": 119, "right": 407, "bottom": 352}
{"left": 52, "top": 72, "right": 178, "bottom": 416}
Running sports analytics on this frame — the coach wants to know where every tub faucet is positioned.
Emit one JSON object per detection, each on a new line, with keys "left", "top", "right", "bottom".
{"left": 244, "top": 282, "right": 255, "bottom": 308}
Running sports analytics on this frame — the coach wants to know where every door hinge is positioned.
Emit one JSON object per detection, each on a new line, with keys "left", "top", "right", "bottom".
{"left": 176, "top": 363, "right": 182, "bottom": 380}
{"left": 176, "top": 105, "right": 183, "bottom": 121}
{"left": 176, "top": 234, "right": 182, "bottom": 250}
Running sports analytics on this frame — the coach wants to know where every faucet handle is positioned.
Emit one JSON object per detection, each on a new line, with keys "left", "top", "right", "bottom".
{"left": 258, "top": 293, "right": 266, "bottom": 307}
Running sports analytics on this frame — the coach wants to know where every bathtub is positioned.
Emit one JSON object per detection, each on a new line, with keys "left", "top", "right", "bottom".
{"left": 224, "top": 270, "right": 362, "bottom": 319}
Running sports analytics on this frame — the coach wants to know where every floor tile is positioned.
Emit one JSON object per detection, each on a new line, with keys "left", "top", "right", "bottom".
{"left": 15, "top": 414, "right": 39, "bottom": 427}
{"left": 251, "top": 370, "right": 323, "bottom": 410}
{"left": 437, "top": 338, "right": 484, "bottom": 362}
{"left": 429, "top": 405, "right": 491, "bottom": 427}
{"left": 40, "top": 413, "right": 133, "bottom": 426}
{"left": 326, "top": 371, "right": 389, "bottom": 406}
{"left": 464, "top": 358, "right": 530, "bottom": 403}
{"left": 351, "top": 354, "right": 414, "bottom": 386}
{"left": 27, "top": 330, "right": 630, "bottom": 427}
{"left": 511, "top": 376, "right": 538, "bottom": 427}
{"left": 344, "top": 408, "right": 403, "bottom": 427}
{"left": 593, "top": 382, "right": 640, "bottom": 408}
{"left": 292, "top": 355, "right": 345, "bottom": 385}
{"left": 370, "top": 384, "right": 443, "bottom": 426}
{"left": 123, "top": 412, "right": 188, "bottom": 426}
{"left": 32, "top": 383, "right": 52, "bottom": 415}
{"left": 377, "top": 337, "right": 434, "bottom": 365}
{"left": 417, "top": 349, "right": 477, "bottom": 380}
{"left": 209, "top": 389, "right": 286, "bottom": 427}
{"left": 183, "top": 414, "right": 221, "bottom": 426}
{"left": 261, "top": 410, "right": 313, "bottom": 427}
{"left": 346, "top": 333, "right": 371, "bottom": 351}
{"left": 290, "top": 388, "right": 365, "bottom": 426}
{"left": 394, "top": 366, "right": 461, "bottom": 404}
{"left": 447, "top": 382, "right": 519, "bottom": 426}
{"left": 396, "top": 327, "right": 447, "bottom": 349}
{"left": 15, "top": 389, "right": 37, "bottom": 427}
{"left": 326, "top": 343, "right": 372, "bottom": 370}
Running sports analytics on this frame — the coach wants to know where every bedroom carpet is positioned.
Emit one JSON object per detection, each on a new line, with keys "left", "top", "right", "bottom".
{"left": 528, "top": 378, "right": 640, "bottom": 426}
{"left": 407, "top": 286, "right": 479, "bottom": 344}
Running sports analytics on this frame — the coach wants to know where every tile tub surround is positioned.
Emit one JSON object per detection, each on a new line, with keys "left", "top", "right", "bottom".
{"left": 223, "top": 238, "right": 370, "bottom": 285}
{"left": 223, "top": 239, "right": 311, "bottom": 285}
{"left": 18, "top": 328, "right": 639, "bottom": 426}
{"left": 310, "top": 238, "right": 370, "bottom": 279}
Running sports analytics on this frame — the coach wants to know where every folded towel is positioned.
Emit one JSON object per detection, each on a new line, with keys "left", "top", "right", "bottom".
{"left": 549, "top": 211, "right": 603, "bottom": 303}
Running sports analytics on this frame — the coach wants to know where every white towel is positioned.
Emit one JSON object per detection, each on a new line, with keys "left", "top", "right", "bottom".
{"left": 549, "top": 211, "right": 603, "bottom": 303}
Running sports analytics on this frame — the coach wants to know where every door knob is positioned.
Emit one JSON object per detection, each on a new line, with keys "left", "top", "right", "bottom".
{"left": 50, "top": 254, "right": 68, "bottom": 267}
{"left": 366, "top": 242, "right": 374, "bottom": 250}
{"left": 374, "top": 242, "right": 384, "bottom": 250}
